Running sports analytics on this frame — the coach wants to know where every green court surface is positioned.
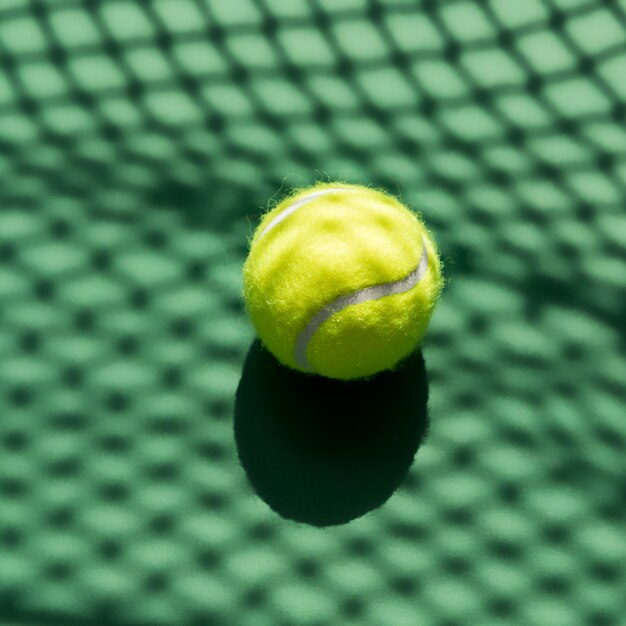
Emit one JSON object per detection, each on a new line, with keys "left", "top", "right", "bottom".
{"left": 0, "top": 1, "right": 624, "bottom": 625}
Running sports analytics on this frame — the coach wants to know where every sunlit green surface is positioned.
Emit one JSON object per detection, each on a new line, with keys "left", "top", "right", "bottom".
{"left": 0, "top": 1, "right": 624, "bottom": 624}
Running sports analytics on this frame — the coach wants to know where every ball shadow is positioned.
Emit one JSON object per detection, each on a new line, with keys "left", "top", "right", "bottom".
{"left": 234, "top": 340, "right": 430, "bottom": 526}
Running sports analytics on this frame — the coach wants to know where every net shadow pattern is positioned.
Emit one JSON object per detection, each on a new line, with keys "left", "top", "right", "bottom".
{"left": 0, "top": 1, "right": 625, "bottom": 625}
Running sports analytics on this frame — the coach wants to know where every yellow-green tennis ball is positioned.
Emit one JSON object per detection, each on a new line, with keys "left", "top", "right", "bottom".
{"left": 243, "top": 183, "right": 443, "bottom": 380}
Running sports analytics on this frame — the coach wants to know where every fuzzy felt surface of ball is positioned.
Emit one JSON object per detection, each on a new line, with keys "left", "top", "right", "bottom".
{"left": 243, "top": 183, "right": 443, "bottom": 380}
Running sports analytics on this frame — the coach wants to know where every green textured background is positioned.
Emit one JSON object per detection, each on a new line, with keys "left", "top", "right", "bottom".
{"left": 1, "top": 0, "right": 625, "bottom": 625}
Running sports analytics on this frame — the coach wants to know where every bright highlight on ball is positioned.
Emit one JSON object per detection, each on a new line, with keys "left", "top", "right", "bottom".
{"left": 243, "top": 183, "right": 443, "bottom": 380}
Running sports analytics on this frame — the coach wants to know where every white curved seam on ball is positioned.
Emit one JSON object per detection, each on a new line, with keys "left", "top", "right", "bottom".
{"left": 294, "top": 235, "right": 430, "bottom": 372}
{"left": 256, "top": 187, "right": 350, "bottom": 241}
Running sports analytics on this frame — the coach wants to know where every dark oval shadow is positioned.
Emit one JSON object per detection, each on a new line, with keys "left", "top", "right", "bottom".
{"left": 234, "top": 340, "right": 430, "bottom": 526}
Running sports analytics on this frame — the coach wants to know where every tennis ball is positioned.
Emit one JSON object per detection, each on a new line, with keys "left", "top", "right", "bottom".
{"left": 243, "top": 183, "right": 443, "bottom": 380}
